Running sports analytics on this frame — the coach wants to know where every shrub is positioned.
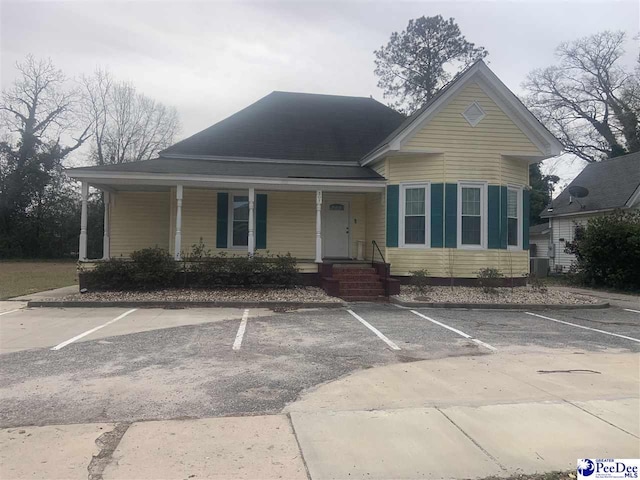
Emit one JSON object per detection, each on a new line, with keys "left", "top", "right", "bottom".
{"left": 564, "top": 210, "right": 640, "bottom": 290}
{"left": 129, "top": 247, "right": 178, "bottom": 289}
{"left": 477, "top": 267, "right": 503, "bottom": 294}
{"left": 89, "top": 257, "right": 134, "bottom": 290}
{"left": 409, "top": 269, "right": 430, "bottom": 294}
{"left": 185, "top": 243, "right": 299, "bottom": 288}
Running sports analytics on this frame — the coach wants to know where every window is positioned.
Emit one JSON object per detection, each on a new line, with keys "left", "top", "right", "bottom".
{"left": 231, "top": 194, "right": 249, "bottom": 247}
{"left": 400, "top": 184, "right": 429, "bottom": 247}
{"left": 458, "top": 183, "right": 486, "bottom": 248}
{"left": 507, "top": 188, "right": 520, "bottom": 247}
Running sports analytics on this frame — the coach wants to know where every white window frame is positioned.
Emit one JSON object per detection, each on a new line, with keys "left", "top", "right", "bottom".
{"left": 399, "top": 182, "right": 431, "bottom": 248}
{"left": 507, "top": 185, "right": 523, "bottom": 250}
{"left": 228, "top": 191, "right": 252, "bottom": 249}
{"left": 457, "top": 181, "right": 488, "bottom": 250}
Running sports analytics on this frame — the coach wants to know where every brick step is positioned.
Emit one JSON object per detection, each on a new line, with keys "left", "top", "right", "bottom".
{"left": 339, "top": 288, "right": 385, "bottom": 296}
{"left": 340, "top": 279, "right": 383, "bottom": 287}
{"left": 332, "top": 267, "right": 377, "bottom": 274}
{"left": 332, "top": 273, "right": 381, "bottom": 280}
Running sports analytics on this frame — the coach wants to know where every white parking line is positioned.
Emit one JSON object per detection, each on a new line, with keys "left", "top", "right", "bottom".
{"left": 525, "top": 312, "right": 640, "bottom": 344}
{"left": 347, "top": 309, "right": 400, "bottom": 351}
{"left": 409, "top": 310, "right": 497, "bottom": 352}
{"left": 51, "top": 309, "right": 138, "bottom": 351}
{"left": 232, "top": 309, "right": 249, "bottom": 351}
{"left": 0, "top": 309, "right": 21, "bottom": 316}
{"left": 624, "top": 308, "right": 640, "bottom": 314}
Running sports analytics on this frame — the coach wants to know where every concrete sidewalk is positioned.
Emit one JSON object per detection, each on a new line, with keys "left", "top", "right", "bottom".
{"left": 554, "top": 286, "right": 640, "bottom": 310}
{"left": 1, "top": 350, "right": 638, "bottom": 479}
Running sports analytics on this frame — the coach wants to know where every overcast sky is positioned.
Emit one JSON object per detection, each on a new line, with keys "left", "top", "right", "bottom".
{"left": 2, "top": 0, "right": 639, "bottom": 186}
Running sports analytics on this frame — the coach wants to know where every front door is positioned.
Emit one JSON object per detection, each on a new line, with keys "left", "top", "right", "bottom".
{"left": 324, "top": 200, "right": 350, "bottom": 258}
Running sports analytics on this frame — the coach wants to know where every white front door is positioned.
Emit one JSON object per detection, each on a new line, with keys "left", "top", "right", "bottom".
{"left": 323, "top": 200, "right": 350, "bottom": 258}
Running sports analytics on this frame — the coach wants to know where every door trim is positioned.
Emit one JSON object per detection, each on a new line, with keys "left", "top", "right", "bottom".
{"left": 322, "top": 197, "right": 351, "bottom": 259}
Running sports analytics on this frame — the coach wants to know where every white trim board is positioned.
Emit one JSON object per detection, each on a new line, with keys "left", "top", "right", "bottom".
{"left": 66, "top": 171, "right": 386, "bottom": 192}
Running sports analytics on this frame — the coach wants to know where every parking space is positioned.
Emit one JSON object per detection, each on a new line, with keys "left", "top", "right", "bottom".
{"left": 0, "top": 306, "right": 275, "bottom": 354}
{"left": 412, "top": 307, "right": 640, "bottom": 352}
{"left": 0, "top": 303, "right": 638, "bottom": 427}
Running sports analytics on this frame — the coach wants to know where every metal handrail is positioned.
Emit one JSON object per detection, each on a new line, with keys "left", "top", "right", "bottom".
{"left": 371, "top": 240, "right": 386, "bottom": 266}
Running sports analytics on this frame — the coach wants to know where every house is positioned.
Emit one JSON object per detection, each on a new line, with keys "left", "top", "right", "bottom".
{"left": 67, "top": 60, "right": 562, "bottom": 298}
{"left": 540, "top": 151, "right": 640, "bottom": 272}
{"left": 529, "top": 223, "right": 551, "bottom": 260}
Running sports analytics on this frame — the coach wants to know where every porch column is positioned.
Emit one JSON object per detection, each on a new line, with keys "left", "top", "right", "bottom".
{"left": 174, "top": 185, "right": 183, "bottom": 260}
{"left": 248, "top": 187, "right": 255, "bottom": 255}
{"left": 102, "top": 191, "right": 110, "bottom": 259}
{"left": 79, "top": 182, "right": 88, "bottom": 261}
{"left": 315, "top": 190, "right": 322, "bottom": 263}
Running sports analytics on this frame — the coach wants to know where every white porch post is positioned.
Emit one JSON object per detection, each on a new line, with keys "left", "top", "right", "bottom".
{"left": 174, "top": 185, "right": 183, "bottom": 260}
{"left": 248, "top": 187, "right": 255, "bottom": 255}
{"left": 102, "top": 191, "right": 110, "bottom": 260}
{"left": 315, "top": 190, "right": 322, "bottom": 263}
{"left": 79, "top": 182, "right": 88, "bottom": 261}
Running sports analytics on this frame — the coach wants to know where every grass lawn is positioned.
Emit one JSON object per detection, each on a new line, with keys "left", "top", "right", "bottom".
{"left": 0, "top": 260, "right": 78, "bottom": 300}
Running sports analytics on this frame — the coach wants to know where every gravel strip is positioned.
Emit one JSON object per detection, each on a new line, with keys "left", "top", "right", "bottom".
{"left": 396, "top": 285, "right": 600, "bottom": 305}
{"left": 54, "top": 287, "right": 342, "bottom": 303}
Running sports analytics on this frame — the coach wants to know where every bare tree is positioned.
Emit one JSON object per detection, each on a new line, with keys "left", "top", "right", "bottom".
{"left": 523, "top": 31, "right": 639, "bottom": 162}
{"left": 0, "top": 55, "right": 91, "bottom": 250}
{"left": 81, "top": 72, "right": 180, "bottom": 165}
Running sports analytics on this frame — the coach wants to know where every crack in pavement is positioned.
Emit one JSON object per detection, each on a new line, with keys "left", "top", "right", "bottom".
{"left": 87, "top": 422, "right": 130, "bottom": 480}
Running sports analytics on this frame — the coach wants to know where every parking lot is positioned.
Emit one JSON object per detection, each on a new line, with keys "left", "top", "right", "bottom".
{"left": 0, "top": 303, "right": 639, "bottom": 428}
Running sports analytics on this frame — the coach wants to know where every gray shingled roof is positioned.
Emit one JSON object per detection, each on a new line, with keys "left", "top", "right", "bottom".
{"left": 541, "top": 151, "right": 640, "bottom": 218}
{"left": 67, "top": 157, "right": 384, "bottom": 180}
{"left": 529, "top": 223, "right": 550, "bottom": 235}
{"left": 162, "top": 91, "right": 405, "bottom": 163}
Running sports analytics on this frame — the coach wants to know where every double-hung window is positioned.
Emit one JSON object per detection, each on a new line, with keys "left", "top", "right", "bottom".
{"left": 400, "top": 183, "right": 429, "bottom": 247}
{"left": 230, "top": 194, "right": 249, "bottom": 247}
{"left": 507, "top": 187, "right": 521, "bottom": 248}
{"left": 458, "top": 183, "right": 486, "bottom": 248}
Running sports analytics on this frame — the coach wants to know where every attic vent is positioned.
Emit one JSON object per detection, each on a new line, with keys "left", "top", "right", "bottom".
{"left": 462, "top": 102, "right": 486, "bottom": 127}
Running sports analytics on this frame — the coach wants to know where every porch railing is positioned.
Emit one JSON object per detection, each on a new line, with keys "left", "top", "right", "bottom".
{"left": 371, "top": 240, "right": 386, "bottom": 266}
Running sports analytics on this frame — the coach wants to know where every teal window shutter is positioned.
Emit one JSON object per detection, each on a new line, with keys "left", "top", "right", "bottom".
{"left": 216, "top": 192, "right": 228, "bottom": 248}
{"left": 523, "top": 189, "right": 530, "bottom": 250}
{"left": 444, "top": 183, "right": 457, "bottom": 248}
{"left": 386, "top": 185, "right": 399, "bottom": 247}
{"left": 431, "top": 183, "right": 444, "bottom": 247}
{"left": 255, "top": 194, "right": 267, "bottom": 249}
{"left": 487, "top": 185, "right": 500, "bottom": 249}
{"left": 500, "top": 186, "right": 508, "bottom": 249}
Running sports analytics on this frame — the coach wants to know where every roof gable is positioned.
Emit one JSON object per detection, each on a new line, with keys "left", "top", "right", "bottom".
{"left": 362, "top": 60, "right": 563, "bottom": 165}
{"left": 162, "top": 91, "right": 405, "bottom": 164}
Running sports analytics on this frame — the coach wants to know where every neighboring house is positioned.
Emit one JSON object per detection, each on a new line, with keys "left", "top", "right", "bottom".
{"left": 67, "top": 60, "right": 562, "bottom": 298}
{"left": 541, "top": 151, "right": 640, "bottom": 272}
{"left": 529, "top": 223, "right": 551, "bottom": 259}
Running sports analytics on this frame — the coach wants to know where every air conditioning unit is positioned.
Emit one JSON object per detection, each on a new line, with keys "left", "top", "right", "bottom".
{"left": 530, "top": 258, "right": 549, "bottom": 278}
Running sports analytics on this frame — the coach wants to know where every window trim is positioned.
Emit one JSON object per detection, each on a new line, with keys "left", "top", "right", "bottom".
{"left": 457, "top": 181, "right": 488, "bottom": 250}
{"left": 507, "top": 185, "right": 523, "bottom": 250}
{"left": 228, "top": 191, "right": 252, "bottom": 249}
{"left": 399, "top": 182, "right": 431, "bottom": 249}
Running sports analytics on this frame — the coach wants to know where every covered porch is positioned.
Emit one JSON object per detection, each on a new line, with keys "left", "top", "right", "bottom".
{"left": 74, "top": 175, "right": 386, "bottom": 273}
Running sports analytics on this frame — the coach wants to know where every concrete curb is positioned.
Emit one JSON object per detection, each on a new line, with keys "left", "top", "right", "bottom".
{"left": 390, "top": 297, "right": 610, "bottom": 310}
{"left": 26, "top": 300, "right": 345, "bottom": 309}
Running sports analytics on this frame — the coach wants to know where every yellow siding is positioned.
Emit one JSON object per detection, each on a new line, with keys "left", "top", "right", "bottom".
{"left": 110, "top": 191, "right": 170, "bottom": 257}
{"left": 387, "top": 248, "right": 529, "bottom": 277}
{"left": 387, "top": 154, "right": 444, "bottom": 183}
{"left": 399, "top": 82, "right": 538, "bottom": 185}
{"left": 267, "top": 191, "right": 316, "bottom": 259}
{"left": 365, "top": 192, "right": 385, "bottom": 261}
{"left": 170, "top": 188, "right": 217, "bottom": 256}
